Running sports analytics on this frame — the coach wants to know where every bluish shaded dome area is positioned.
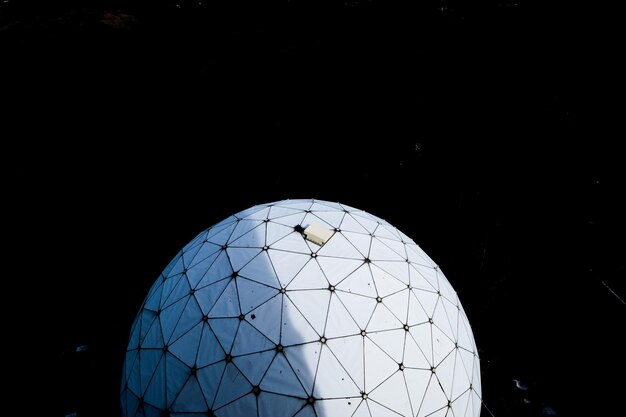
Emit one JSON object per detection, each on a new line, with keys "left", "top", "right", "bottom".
{"left": 121, "top": 199, "right": 480, "bottom": 417}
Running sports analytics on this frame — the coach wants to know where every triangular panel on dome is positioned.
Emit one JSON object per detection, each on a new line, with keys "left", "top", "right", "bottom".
{"left": 310, "top": 209, "right": 345, "bottom": 229}
{"left": 186, "top": 251, "right": 221, "bottom": 289}
{"left": 324, "top": 294, "right": 361, "bottom": 338}
{"left": 372, "top": 261, "right": 410, "bottom": 287}
{"left": 374, "top": 236, "right": 407, "bottom": 260}
{"left": 280, "top": 200, "right": 315, "bottom": 210}
{"left": 142, "top": 353, "right": 166, "bottom": 408}
{"left": 169, "top": 321, "right": 202, "bottom": 367}
{"left": 350, "top": 213, "right": 380, "bottom": 235}
{"left": 228, "top": 226, "right": 264, "bottom": 249}
{"left": 407, "top": 294, "right": 430, "bottom": 326}
{"left": 405, "top": 244, "right": 435, "bottom": 268}
{"left": 196, "top": 361, "right": 226, "bottom": 408}
{"left": 246, "top": 295, "right": 283, "bottom": 344}
{"left": 181, "top": 243, "right": 204, "bottom": 269}
{"left": 213, "top": 362, "right": 253, "bottom": 409}
{"left": 196, "top": 324, "right": 225, "bottom": 367}
{"left": 207, "top": 279, "right": 241, "bottom": 318}
{"left": 215, "top": 392, "right": 257, "bottom": 417}
{"left": 268, "top": 249, "right": 312, "bottom": 287}
{"left": 170, "top": 376, "right": 207, "bottom": 412}
{"left": 409, "top": 265, "right": 439, "bottom": 293}
{"left": 451, "top": 389, "right": 470, "bottom": 417}
{"left": 209, "top": 318, "right": 240, "bottom": 353}
{"left": 409, "top": 324, "right": 433, "bottom": 367}
{"left": 169, "top": 295, "right": 203, "bottom": 344}
{"left": 160, "top": 297, "right": 189, "bottom": 345}
{"left": 236, "top": 205, "right": 270, "bottom": 221}
{"left": 188, "top": 240, "right": 221, "bottom": 268}
{"left": 238, "top": 250, "right": 281, "bottom": 288}
{"left": 237, "top": 277, "right": 281, "bottom": 314}
{"left": 366, "top": 396, "right": 405, "bottom": 417}
{"left": 227, "top": 247, "right": 262, "bottom": 272}
{"left": 258, "top": 392, "right": 305, "bottom": 417}
{"left": 194, "top": 278, "right": 230, "bottom": 315}
{"left": 233, "top": 349, "right": 275, "bottom": 385}
{"left": 314, "top": 397, "right": 361, "bottom": 417}
{"left": 335, "top": 291, "right": 377, "bottom": 330}
{"left": 162, "top": 273, "right": 191, "bottom": 310}
{"left": 206, "top": 222, "right": 237, "bottom": 246}
{"left": 369, "top": 238, "right": 406, "bottom": 262}
{"left": 266, "top": 222, "right": 298, "bottom": 246}
{"left": 287, "top": 259, "right": 329, "bottom": 290}
{"left": 143, "top": 281, "right": 164, "bottom": 312}
{"left": 165, "top": 352, "right": 190, "bottom": 408}
{"left": 403, "top": 330, "right": 431, "bottom": 370}
{"left": 326, "top": 335, "right": 365, "bottom": 391}
{"left": 367, "top": 303, "right": 403, "bottom": 333}
{"left": 417, "top": 376, "right": 448, "bottom": 417}
{"left": 268, "top": 204, "right": 305, "bottom": 220}
{"left": 313, "top": 344, "right": 362, "bottom": 399}
{"left": 261, "top": 352, "right": 307, "bottom": 397}
{"left": 451, "top": 350, "right": 471, "bottom": 402}
{"left": 364, "top": 337, "right": 400, "bottom": 392}
{"left": 284, "top": 342, "right": 322, "bottom": 395}
{"left": 411, "top": 288, "right": 439, "bottom": 319}
{"left": 195, "top": 250, "right": 233, "bottom": 289}
{"left": 370, "top": 264, "right": 408, "bottom": 297}
{"left": 432, "top": 299, "right": 455, "bottom": 342}
{"left": 340, "top": 214, "right": 371, "bottom": 234}
{"left": 316, "top": 256, "right": 364, "bottom": 286}
{"left": 281, "top": 295, "right": 322, "bottom": 345}
{"left": 471, "top": 387, "right": 482, "bottom": 417}
{"left": 440, "top": 297, "right": 460, "bottom": 342}
{"left": 294, "top": 403, "right": 317, "bottom": 417}
{"left": 369, "top": 371, "right": 412, "bottom": 417}
{"left": 404, "top": 368, "right": 431, "bottom": 416}
{"left": 232, "top": 320, "right": 275, "bottom": 356}
{"left": 271, "top": 212, "right": 308, "bottom": 230}
{"left": 367, "top": 329, "right": 406, "bottom": 364}
{"left": 269, "top": 230, "right": 310, "bottom": 254}
{"left": 335, "top": 264, "right": 377, "bottom": 297}
{"left": 141, "top": 315, "right": 165, "bottom": 349}
{"left": 432, "top": 324, "right": 456, "bottom": 367}
{"left": 159, "top": 274, "right": 184, "bottom": 307}
{"left": 433, "top": 349, "right": 455, "bottom": 400}
{"left": 384, "top": 289, "right": 410, "bottom": 324}
{"left": 341, "top": 231, "right": 371, "bottom": 257}
{"left": 316, "top": 232, "right": 363, "bottom": 260}
{"left": 286, "top": 289, "right": 330, "bottom": 336}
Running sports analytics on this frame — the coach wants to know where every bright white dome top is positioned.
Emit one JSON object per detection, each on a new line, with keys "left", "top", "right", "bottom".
{"left": 121, "top": 199, "right": 481, "bottom": 417}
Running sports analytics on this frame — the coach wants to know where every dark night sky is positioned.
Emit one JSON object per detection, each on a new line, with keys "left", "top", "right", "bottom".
{"left": 2, "top": 1, "right": 623, "bottom": 416}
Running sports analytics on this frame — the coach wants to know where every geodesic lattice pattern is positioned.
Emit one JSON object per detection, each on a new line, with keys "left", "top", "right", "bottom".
{"left": 121, "top": 199, "right": 481, "bottom": 417}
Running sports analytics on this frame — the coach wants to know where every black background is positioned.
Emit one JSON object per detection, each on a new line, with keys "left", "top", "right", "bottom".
{"left": 2, "top": 1, "right": 624, "bottom": 416}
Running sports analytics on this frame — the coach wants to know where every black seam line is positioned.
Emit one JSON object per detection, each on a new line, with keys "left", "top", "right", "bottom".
{"left": 190, "top": 250, "right": 228, "bottom": 291}
{"left": 168, "top": 372, "right": 197, "bottom": 411}
{"left": 410, "top": 288, "right": 438, "bottom": 320}
{"left": 432, "top": 300, "right": 455, "bottom": 341}
{"left": 192, "top": 320, "right": 206, "bottom": 367}
{"left": 181, "top": 242, "right": 204, "bottom": 270}
{"left": 264, "top": 242, "right": 302, "bottom": 288}
{"left": 448, "top": 351, "right": 465, "bottom": 404}
{"left": 320, "top": 290, "right": 333, "bottom": 340}
{"left": 364, "top": 398, "right": 374, "bottom": 417}
{"left": 341, "top": 212, "right": 370, "bottom": 235}
{"left": 364, "top": 366, "right": 402, "bottom": 401}
{"left": 138, "top": 311, "right": 160, "bottom": 347}
{"left": 243, "top": 292, "right": 282, "bottom": 340}
{"left": 284, "top": 292, "right": 326, "bottom": 338}
{"left": 211, "top": 381, "right": 253, "bottom": 412}
{"left": 361, "top": 334, "right": 367, "bottom": 396}
{"left": 370, "top": 263, "right": 412, "bottom": 294}
{"left": 433, "top": 350, "right": 456, "bottom": 385}
{"left": 237, "top": 273, "right": 281, "bottom": 290}
{"left": 265, "top": 224, "right": 300, "bottom": 247}
{"left": 456, "top": 349, "right": 475, "bottom": 384}
{"left": 309, "top": 211, "right": 342, "bottom": 230}
{"left": 206, "top": 320, "right": 232, "bottom": 358}
{"left": 323, "top": 335, "right": 364, "bottom": 390}
{"left": 328, "top": 260, "right": 368, "bottom": 288}
{"left": 194, "top": 275, "right": 231, "bottom": 294}
{"left": 367, "top": 397, "right": 407, "bottom": 416}
{"left": 160, "top": 267, "right": 184, "bottom": 305}
{"left": 268, "top": 214, "right": 308, "bottom": 232}
{"left": 278, "top": 288, "right": 285, "bottom": 344}
{"left": 206, "top": 223, "right": 238, "bottom": 246}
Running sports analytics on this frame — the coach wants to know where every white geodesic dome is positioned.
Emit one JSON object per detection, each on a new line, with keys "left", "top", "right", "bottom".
{"left": 121, "top": 199, "right": 481, "bottom": 417}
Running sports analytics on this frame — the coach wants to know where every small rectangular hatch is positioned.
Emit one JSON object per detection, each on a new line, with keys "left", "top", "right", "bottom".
{"left": 304, "top": 223, "right": 334, "bottom": 246}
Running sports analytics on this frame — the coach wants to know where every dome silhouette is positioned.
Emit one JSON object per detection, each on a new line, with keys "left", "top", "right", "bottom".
{"left": 121, "top": 199, "right": 481, "bottom": 417}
